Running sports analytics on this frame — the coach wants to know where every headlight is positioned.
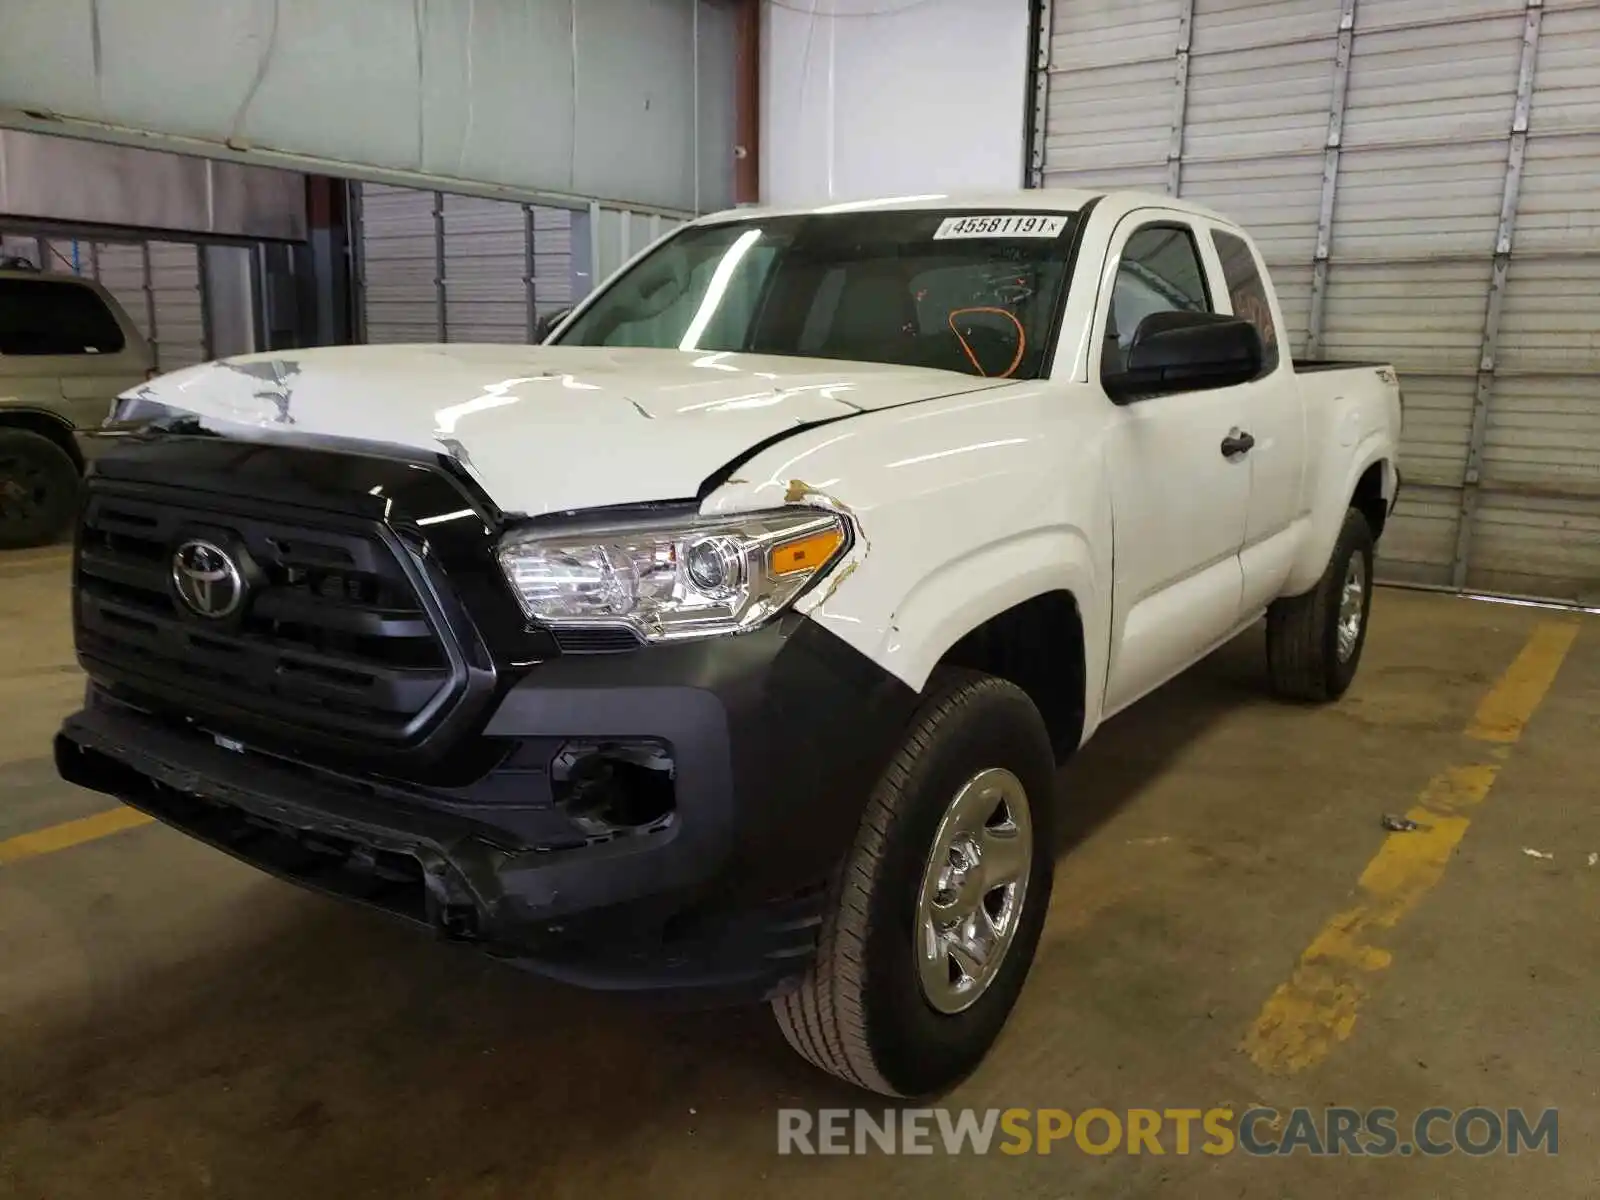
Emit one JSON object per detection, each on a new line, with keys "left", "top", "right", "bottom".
{"left": 497, "top": 508, "right": 850, "bottom": 643}
{"left": 105, "top": 394, "right": 183, "bottom": 427}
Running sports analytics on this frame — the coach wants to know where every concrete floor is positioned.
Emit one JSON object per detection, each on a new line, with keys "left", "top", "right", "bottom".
{"left": 2, "top": 546, "right": 1597, "bottom": 1199}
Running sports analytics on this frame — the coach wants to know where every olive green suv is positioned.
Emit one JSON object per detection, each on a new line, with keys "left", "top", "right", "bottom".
{"left": 0, "top": 266, "right": 153, "bottom": 548}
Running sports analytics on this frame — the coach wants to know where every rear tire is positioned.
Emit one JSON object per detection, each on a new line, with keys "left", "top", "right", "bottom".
{"left": 771, "top": 670, "right": 1056, "bottom": 1097}
{"left": 1266, "top": 506, "right": 1374, "bottom": 702}
{"left": 0, "top": 429, "right": 80, "bottom": 550}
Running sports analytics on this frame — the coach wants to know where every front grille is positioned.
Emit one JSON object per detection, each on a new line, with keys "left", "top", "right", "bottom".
{"left": 75, "top": 481, "right": 460, "bottom": 743}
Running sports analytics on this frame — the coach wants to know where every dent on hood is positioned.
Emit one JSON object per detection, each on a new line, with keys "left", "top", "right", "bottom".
{"left": 125, "top": 356, "right": 307, "bottom": 430}
{"left": 129, "top": 355, "right": 493, "bottom": 467}
{"left": 218, "top": 358, "right": 303, "bottom": 425}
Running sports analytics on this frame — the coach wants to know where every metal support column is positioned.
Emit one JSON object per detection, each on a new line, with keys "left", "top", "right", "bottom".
{"left": 253, "top": 243, "right": 272, "bottom": 352}
{"left": 1026, "top": 0, "right": 1053, "bottom": 188}
{"left": 587, "top": 200, "right": 603, "bottom": 298}
{"left": 349, "top": 183, "right": 368, "bottom": 344}
{"left": 197, "top": 244, "right": 215, "bottom": 360}
{"left": 432, "top": 190, "right": 448, "bottom": 342}
{"left": 1306, "top": 0, "right": 1358, "bottom": 358}
{"left": 733, "top": 0, "right": 761, "bottom": 205}
{"left": 1451, "top": 0, "right": 1545, "bottom": 589}
{"left": 1166, "top": 0, "right": 1195, "bottom": 196}
{"left": 523, "top": 203, "right": 538, "bottom": 343}
{"left": 141, "top": 240, "right": 161, "bottom": 372}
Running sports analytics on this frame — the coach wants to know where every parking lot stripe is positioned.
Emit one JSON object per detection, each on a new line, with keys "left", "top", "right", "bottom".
{"left": 0, "top": 806, "right": 153, "bottom": 866}
{"left": 1241, "top": 619, "right": 1580, "bottom": 1076}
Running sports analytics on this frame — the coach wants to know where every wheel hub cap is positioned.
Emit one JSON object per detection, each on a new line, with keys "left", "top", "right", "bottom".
{"left": 915, "top": 767, "right": 1034, "bottom": 1014}
{"left": 1337, "top": 552, "right": 1366, "bottom": 662}
{"left": 0, "top": 470, "right": 38, "bottom": 521}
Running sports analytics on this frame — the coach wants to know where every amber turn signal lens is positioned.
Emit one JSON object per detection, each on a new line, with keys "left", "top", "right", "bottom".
{"left": 769, "top": 527, "right": 845, "bottom": 577}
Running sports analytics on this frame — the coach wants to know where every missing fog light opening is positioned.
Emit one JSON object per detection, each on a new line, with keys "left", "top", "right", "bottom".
{"left": 552, "top": 740, "right": 677, "bottom": 837}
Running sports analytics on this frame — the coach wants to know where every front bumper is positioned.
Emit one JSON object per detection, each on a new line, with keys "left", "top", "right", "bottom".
{"left": 55, "top": 614, "right": 917, "bottom": 1003}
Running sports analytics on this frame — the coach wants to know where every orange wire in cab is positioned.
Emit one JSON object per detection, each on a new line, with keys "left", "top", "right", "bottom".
{"left": 946, "top": 306, "right": 1027, "bottom": 378}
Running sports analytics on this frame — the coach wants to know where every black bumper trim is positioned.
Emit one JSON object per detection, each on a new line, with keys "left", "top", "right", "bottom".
{"left": 55, "top": 614, "right": 921, "bottom": 1002}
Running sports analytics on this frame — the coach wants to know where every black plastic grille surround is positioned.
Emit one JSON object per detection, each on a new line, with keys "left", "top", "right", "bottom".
{"left": 75, "top": 477, "right": 462, "bottom": 746}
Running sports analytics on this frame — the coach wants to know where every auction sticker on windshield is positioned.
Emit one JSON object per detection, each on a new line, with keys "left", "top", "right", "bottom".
{"left": 933, "top": 214, "right": 1069, "bottom": 240}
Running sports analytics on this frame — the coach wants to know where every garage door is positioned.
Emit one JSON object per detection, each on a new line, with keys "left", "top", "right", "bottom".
{"left": 1035, "top": 0, "right": 1600, "bottom": 604}
{"left": 357, "top": 183, "right": 688, "bottom": 346}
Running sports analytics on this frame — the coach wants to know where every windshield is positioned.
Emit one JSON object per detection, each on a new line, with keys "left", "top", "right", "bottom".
{"left": 553, "top": 209, "right": 1080, "bottom": 380}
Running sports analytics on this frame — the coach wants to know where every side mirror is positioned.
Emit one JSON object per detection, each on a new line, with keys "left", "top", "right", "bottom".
{"left": 1103, "top": 311, "right": 1263, "bottom": 403}
{"left": 533, "top": 306, "right": 573, "bottom": 343}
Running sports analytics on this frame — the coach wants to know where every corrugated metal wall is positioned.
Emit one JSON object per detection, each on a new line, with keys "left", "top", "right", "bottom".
{"left": 1037, "top": 0, "right": 1600, "bottom": 604}
{"left": 2, "top": 233, "right": 208, "bottom": 372}
{"left": 356, "top": 182, "right": 684, "bottom": 345}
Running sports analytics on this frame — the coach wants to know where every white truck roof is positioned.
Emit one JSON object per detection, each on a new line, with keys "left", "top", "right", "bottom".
{"left": 693, "top": 188, "right": 1242, "bottom": 230}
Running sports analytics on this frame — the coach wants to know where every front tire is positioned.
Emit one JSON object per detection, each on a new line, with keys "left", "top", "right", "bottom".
{"left": 0, "top": 429, "right": 80, "bottom": 550}
{"left": 1266, "top": 506, "right": 1374, "bottom": 702}
{"left": 772, "top": 670, "right": 1056, "bottom": 1097}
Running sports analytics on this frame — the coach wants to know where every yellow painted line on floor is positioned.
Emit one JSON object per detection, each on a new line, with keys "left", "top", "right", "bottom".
{"left": 1242, "top": 619, "right": 1580, "bottom": 1076}
{"left": 0, "top": 807, "right": 153, "bottom": 866}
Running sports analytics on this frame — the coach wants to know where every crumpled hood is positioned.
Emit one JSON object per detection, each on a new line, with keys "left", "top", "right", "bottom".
{"left": 125, "top": 344, "right": 1013, "bottom": 515}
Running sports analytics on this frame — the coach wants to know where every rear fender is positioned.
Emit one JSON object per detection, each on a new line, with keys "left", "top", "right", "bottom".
{"left": 1282, "top": 434, "right": 1395, "bottom": 596}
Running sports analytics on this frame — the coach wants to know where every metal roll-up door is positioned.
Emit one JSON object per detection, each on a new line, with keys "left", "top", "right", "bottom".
{"left": 1468, "top": 1, "right": 1600, "bottom": 603}
{"left": 146, "top": 242, "right": 207, "bottom": 371}
{"left": 443, "top": 194, "right": 527, "bottom": 343}
{"left": 1036, "top": 0, "right": 1600, "bottom": 604}
{"left": 1039, "top": 0, "right": 1180, "bottom": 194}
{"left": 91, "top": 242, "right": 153, "bottom": 349}
{"left": 358, "top": 183, "right": 584, "bottom": 343}
{"left": 358, "top": 184, "right": 442, "bottom": 344}
{"left": 531, "top": 207, "right": 577, "bottom": 320}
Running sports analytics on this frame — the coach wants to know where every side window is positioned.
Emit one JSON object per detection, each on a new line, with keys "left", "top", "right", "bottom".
{"left": 0, "top": 278, "right": 127, "bottom": 356}
{"left": 1211, "top": 229, "right": 1280, "bottom": 372}
{"left": 1102, "top": 225, "right": 1211, "bottom": 378}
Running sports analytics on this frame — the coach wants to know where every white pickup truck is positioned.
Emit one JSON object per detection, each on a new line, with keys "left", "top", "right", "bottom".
{"left": 56, "top": 190, "right": 1402, "bottom": 1097}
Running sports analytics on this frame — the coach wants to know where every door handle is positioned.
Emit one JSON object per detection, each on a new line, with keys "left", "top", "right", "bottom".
{"left": 1220, "top": 429, "right": 1256, "bottom": 458}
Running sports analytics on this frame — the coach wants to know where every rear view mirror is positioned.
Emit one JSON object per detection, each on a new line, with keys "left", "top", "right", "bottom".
{"left": 1103, "top": 311, "right": 1263, "bottom": 402}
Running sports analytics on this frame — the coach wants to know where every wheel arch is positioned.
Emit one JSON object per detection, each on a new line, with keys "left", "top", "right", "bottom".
{"left": 1283, "top": 441, "right": 1393, "bottom": 596}
{"left": 934, "top": 589, "right": 1087, "bottom": 763}
{"left": 0, "top": 408, "right": 85, "bottom": 472}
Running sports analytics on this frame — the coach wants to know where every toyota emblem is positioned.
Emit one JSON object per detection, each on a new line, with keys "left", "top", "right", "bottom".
{"left": 172, "top": 539, "right": 245, "bottom": 619}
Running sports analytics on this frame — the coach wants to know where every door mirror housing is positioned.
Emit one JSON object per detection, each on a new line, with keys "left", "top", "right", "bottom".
{"left": 533, "top": 306, "right": 573, "bottom": 343}
{"left": 1103, "top": 311, "right": 1263, "bottom": 403}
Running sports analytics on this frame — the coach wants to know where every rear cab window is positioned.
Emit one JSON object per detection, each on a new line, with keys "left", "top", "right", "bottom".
{"left": 1209, "top": 229, "right": 1280, "bottom": 372}
{"left": 0, "top": 278, "right": 127, "bottom": 356}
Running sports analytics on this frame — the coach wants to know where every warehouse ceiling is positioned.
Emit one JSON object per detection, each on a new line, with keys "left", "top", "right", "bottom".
{"left": 0, "top": 0, "right": 733, "bottom": 216}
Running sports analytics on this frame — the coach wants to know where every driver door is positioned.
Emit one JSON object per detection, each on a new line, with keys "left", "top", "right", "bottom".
{"left": 1098, "top": 214, "right": 1254, "bottom": 716}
